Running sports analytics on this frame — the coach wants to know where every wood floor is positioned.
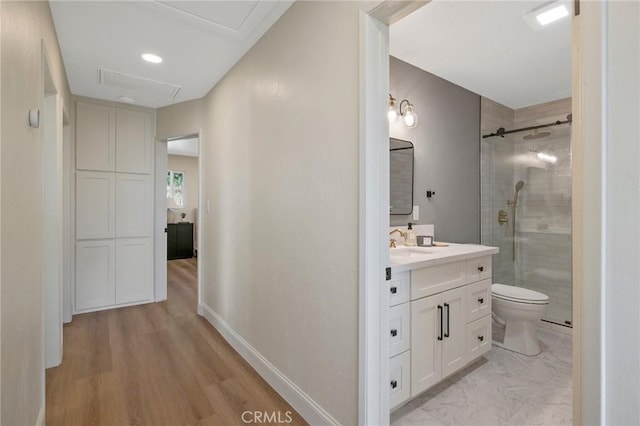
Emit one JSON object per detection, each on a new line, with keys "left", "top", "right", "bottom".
{"left": 46, "top": 258, "right": 307, "bottom": 426}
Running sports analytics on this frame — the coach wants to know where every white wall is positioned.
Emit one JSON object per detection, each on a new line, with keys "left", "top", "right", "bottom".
{"left": 158, "top": 2, "right": 371, "bottom": 423}
{"left": 167, "top": 154, "right": 198, "bottom": 223}
{"left": 156, "top": 99, "right": 202, "bottom": 141}
{"left": 0, "top": 1, "right": 72, "bottom": 424}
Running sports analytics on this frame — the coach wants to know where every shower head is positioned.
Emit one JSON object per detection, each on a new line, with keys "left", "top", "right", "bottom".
{"left": 523, "top": 129, "right": 551, "bottom": 140}
{"left": 513, "top": 180, "right": 525, "bottom": 204}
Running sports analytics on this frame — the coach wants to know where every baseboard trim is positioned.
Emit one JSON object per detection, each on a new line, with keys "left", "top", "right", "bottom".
{"left": 197, "top": 303, "right": 340, "bottom": 426}
{"left": 36, "top": 404, "right": 45, "bottom": 426}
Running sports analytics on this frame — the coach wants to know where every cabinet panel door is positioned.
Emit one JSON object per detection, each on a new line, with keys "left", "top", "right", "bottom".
{"left": 76, "top": 171, "right": 115, "bottom": 239}
{"left": 466, "top": 279, "right": 492, "bottom": 323}
{"left": 116, "top": 173, "right": 152, "bottom": 237}
{"left": 76, "top": 102, "right": 115, "bottom": 171}
{"left": 116, "top": 238, "right": 153, "bottom": 304}
{"left": 390, "top": 351, "right": 411, "bottom": 410}
{"left": 390, "top": 303, "right": 411, "bottom": 357}
{"left": 116, "top": 109, "right": 152, "bottom": 174}
{"left": 467, "top": 315, "right": 492, "bottom": 362}
{"left": 411, "top": 294, "right": 442, "bottom": 396}
{"left": 75, "top": 240, "right": 115, "bottom": 311}
{"left": 389, "top": 271, "right": 410, "bottom": 307}
{"left": 441, "top": 286, "right": 467, "bottom": 378}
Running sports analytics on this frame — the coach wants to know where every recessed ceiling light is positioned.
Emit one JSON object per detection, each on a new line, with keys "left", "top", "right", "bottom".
{"left": 119, "top": 96, "right": 136, "bottom": 104}
{"left": 142, "top": 53, "right": 162, "bottom": 64}
{"left": 536, "top": 5, "right": 569, "bottom": 26}
{"left": 523, "top": 1, "right": 570, "bottom": 32}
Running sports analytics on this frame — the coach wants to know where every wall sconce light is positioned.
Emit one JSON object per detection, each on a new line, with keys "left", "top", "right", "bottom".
{"left": 387, "top": 94, "right": 398, "bottom": 122}
{"left": 388, "top": 94, "right": 418, "bottom": 128}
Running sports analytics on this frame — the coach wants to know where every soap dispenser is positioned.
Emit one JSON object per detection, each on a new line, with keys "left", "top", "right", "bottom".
{"left": 405, "top": 223, "right": 417, "bottom": 246}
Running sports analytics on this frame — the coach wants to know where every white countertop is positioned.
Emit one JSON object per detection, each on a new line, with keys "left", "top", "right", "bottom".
{"left": 390, "top": 243, "right": 499, "bottom": 273}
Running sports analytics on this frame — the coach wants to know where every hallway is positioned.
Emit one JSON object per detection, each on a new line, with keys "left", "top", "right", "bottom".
{"left": 46, "top": 259, "right": 306, "bottom": 425}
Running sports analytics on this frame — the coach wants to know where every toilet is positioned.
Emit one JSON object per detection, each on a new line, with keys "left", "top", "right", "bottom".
{"left": 491, "top": 283, "right": 549, "bottom": 356}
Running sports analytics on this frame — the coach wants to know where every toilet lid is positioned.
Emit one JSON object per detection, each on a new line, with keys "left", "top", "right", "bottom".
{"left": 492, "top": 283, "right": 549, "bottom": 303}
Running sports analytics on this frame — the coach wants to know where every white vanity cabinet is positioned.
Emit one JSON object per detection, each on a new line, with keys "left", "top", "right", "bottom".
{"left": 388, "top": 271, "right": 411, "bottom": 409}
{"left": 411, "top": 274, "right": 467, "bottom": 396}
{"left": 389, "top": 252, "right": 495, "bottom": 410}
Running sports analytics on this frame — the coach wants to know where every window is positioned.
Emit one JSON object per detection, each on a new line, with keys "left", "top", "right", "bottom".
{"left": 167, "top": 170, "right": 185, "bottom": 207}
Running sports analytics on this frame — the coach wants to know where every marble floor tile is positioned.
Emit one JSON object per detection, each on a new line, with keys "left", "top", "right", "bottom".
{"left": 391, "top": 329, "right": 572, "bottom": 426}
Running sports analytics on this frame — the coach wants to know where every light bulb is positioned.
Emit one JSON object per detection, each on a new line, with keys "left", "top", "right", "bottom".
{"left": 388, "top": 95, "right": 397, "bottom": 122}
{"left": 403, "top": 104, "right": 418, "bottom": 128}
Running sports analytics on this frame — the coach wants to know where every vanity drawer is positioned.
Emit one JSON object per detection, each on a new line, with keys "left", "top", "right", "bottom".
{"left": 390, "top": 303, "right": 411, "bottom": 357}
{"left": 467, "top": 256, "right": 492, "bottom": 283}
{"left": 411, "top": 261, "right": 467, "bottom": 300}
{"left": 390, "top": 350, "right": 411, "bottom": 410}
{"left": 389, "top": 271, "right": 410, "bottom": 307}
{"left": 466, "top": 315, "right": 491, "bottom": 362}
{"left": 466, "top": 279, "right": 492, "bottom": 323}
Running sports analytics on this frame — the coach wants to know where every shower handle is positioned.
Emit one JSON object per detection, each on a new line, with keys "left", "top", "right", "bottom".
{"left": 498, "top": 210, "right": 509, "bottom": 224}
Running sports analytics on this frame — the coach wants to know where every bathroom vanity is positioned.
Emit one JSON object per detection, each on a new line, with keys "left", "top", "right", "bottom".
{"left": 388, "top": 244, "right": 499, "bottom": 410}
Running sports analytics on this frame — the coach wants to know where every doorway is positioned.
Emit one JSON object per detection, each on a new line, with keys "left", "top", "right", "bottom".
{"left": 359, "top": 1, "right": 584, "bottom": 425}
{"left": 156, "top": 135, "right": 200, "bottom": 311}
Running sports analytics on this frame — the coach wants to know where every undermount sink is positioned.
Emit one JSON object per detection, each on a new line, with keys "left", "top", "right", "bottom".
{"left": 390, "top": 247, "right": 439, "bottom": 259}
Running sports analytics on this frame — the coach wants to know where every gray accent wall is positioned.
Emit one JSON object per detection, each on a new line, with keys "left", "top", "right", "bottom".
{"left": 390, "top": 56, "right": 481, "bottom": 243}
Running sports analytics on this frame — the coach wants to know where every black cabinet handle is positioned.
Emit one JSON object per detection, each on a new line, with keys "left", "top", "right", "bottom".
{"left": 478, "top": 266, "right": 484, "bottom": 272}
{"left": 437, "top": 305, "right": 443, "bottom": 341}
{"left": 444, "top": 303, "right": 450, "bottom": 338}
{"left": 478, "top": 335, "right": 484, "bottom": 342}
{"left": 390, "top": 329, "right": 398, "bottom": 337}
{"left": 390, "top": 286, "right": 397, "bottom": 295}
{"left": 478, "top": 297, "right": 484, "bottom": 304}
{"left": 391, "top": 380, "right": 398, "bottom": 389}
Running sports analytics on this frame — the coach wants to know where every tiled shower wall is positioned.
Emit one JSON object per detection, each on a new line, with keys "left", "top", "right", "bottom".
{"left": 481, "top": 97, "right": 572, "bottom": 326}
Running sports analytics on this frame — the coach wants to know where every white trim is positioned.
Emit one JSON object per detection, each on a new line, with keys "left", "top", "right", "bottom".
{"left": 154, "top": 138, "right": 168, "bottom": 302}
{"left": 35, "top": 404, "right": 45, "bottom": 426}
{"left": 197, "top": 302, "right": 339, "bottom": 426}
{"left": 358, "top": 10, "right": 391, "bottom": 426}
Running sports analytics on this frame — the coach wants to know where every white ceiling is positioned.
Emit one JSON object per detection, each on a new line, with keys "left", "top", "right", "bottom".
{"left": 50, "top": 1, "right": 293, "bottom": 108}
{"left": 390, "top": 0, "right": 572, "bottom": 109}
{"left": 168, "top": 137, "right": 199, "bottom": 157}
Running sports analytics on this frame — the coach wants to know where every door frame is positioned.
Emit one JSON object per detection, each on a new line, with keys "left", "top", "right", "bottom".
{"left": 359, "top": 1, "right": 591, "bottom": 424}
{"left": 42, "top": 42, "right": 65, "bottom": 368}
{"left": 155, "top": 133, "right": 202, "bottom": 306}
{"left": 358, "top": 2, "right": 427, "bottom": 424}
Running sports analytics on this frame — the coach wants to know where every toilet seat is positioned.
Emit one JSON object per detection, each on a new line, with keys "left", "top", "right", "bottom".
{"left": 492, "top": 283, "right": 549, "bottom": 305}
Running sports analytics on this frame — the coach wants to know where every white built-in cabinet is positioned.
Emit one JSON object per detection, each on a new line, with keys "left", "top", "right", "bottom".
{"left": 389, "top": 255, "right": 494, "bottom": 410}
{"left": 74, "top": 101, "right": 154, "bottom": 313}
{"left": 116, "top": 109, "right": 152, "bottom": 174}
{"left": 76, "top": 103, "right": 115, "bottom": 171}
{"left": 75, "top": 171, "right": 115, "bottom": 239}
